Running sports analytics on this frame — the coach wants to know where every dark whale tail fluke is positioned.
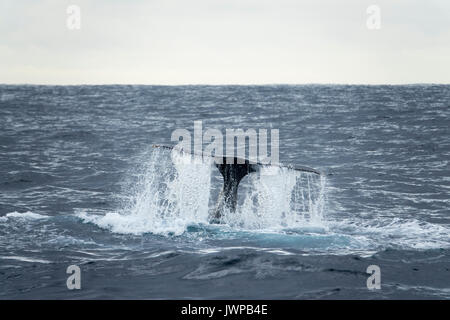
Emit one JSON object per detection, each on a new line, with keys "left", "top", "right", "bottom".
{"left": 152, "top": 144, "right": 323, "bottom": 224}
{"left": 211, "top": 157, "right": 257, "bottom": 224}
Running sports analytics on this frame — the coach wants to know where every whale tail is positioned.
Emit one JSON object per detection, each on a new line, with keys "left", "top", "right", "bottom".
{"left": 152, "top": 144, "right": 322, "bottom": 224}
{"left": 211, "top": 157, "right": 257, "bottom": 223}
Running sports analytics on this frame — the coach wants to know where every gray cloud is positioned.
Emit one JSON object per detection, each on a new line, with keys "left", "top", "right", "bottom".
{"left": 1, "top": 0, "right": 449, "bottom": 84}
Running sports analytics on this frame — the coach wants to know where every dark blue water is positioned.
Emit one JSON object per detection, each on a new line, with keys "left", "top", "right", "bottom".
{"left": 1, "top": 85, "right": 449, "bottom": 299}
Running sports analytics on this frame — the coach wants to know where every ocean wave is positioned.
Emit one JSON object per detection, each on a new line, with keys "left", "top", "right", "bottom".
{"left": 328, "top": 217, "right": 450, "bottom": 250}
{"left": 76, "top": 211, "right": 190, "bottom": 236}
{"left": 2, "top": 211, "right": 49, "bottom": 220}
{"left": 0, "top": 255, "right": 51, "bottom": 264}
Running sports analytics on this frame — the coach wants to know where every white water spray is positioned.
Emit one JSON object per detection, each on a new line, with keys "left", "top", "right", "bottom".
{"left": 79, "top": 148, "right": 327, "bottom": 235}
{"left": 225, "top": 166, "right": 327, "bottom": 230}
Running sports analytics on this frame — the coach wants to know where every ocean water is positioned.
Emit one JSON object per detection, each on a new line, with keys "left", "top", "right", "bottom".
{"left": 0, "top": 84, "right": 449, "bottom": 299}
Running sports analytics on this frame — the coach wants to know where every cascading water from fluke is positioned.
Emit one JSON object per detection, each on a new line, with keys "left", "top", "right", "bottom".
{"left": 129, "top": 147, "right": 326, "bottom": 233}
{"left": 225, "top": 165, "right": 327, "bottom": 230}
{"left": 152, "top": 144, "right": 325, "bottom": 224}
{"left": 79, "top": 147, "right": 327, "bottom": 236}
{"left": 124, "top": 148, "right": 214, "bottom": 235}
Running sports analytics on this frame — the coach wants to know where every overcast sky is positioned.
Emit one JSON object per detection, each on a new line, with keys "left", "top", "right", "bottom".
{"left": 1, "top": 0, "right": 449, "bottom": 84}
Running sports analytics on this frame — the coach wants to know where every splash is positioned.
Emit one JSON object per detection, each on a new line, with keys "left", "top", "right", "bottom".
{"left": 80, "top": 149, "right": 213, "bottom": 235}
{"left": 78, "top": 148, "right": 326, "bottom": 236}
{"left": 225, "top": 166, "right": 327, "bottom": 230}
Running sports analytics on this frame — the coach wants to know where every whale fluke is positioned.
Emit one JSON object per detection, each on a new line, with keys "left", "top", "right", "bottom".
{"left": 152, "top": 144, "right": 322, "bottom": 223}
{"left": 211, "top": 157, "right": 257, "bottom": 223}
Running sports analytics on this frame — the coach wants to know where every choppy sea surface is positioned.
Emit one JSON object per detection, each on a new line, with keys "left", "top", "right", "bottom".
{"left": 0, "top": 84, "right": 449, "bottom": 299}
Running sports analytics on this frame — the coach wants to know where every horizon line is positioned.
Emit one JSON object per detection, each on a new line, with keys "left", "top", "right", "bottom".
{"left": 1, "top": 82, "right": 449, "bottom": 87}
